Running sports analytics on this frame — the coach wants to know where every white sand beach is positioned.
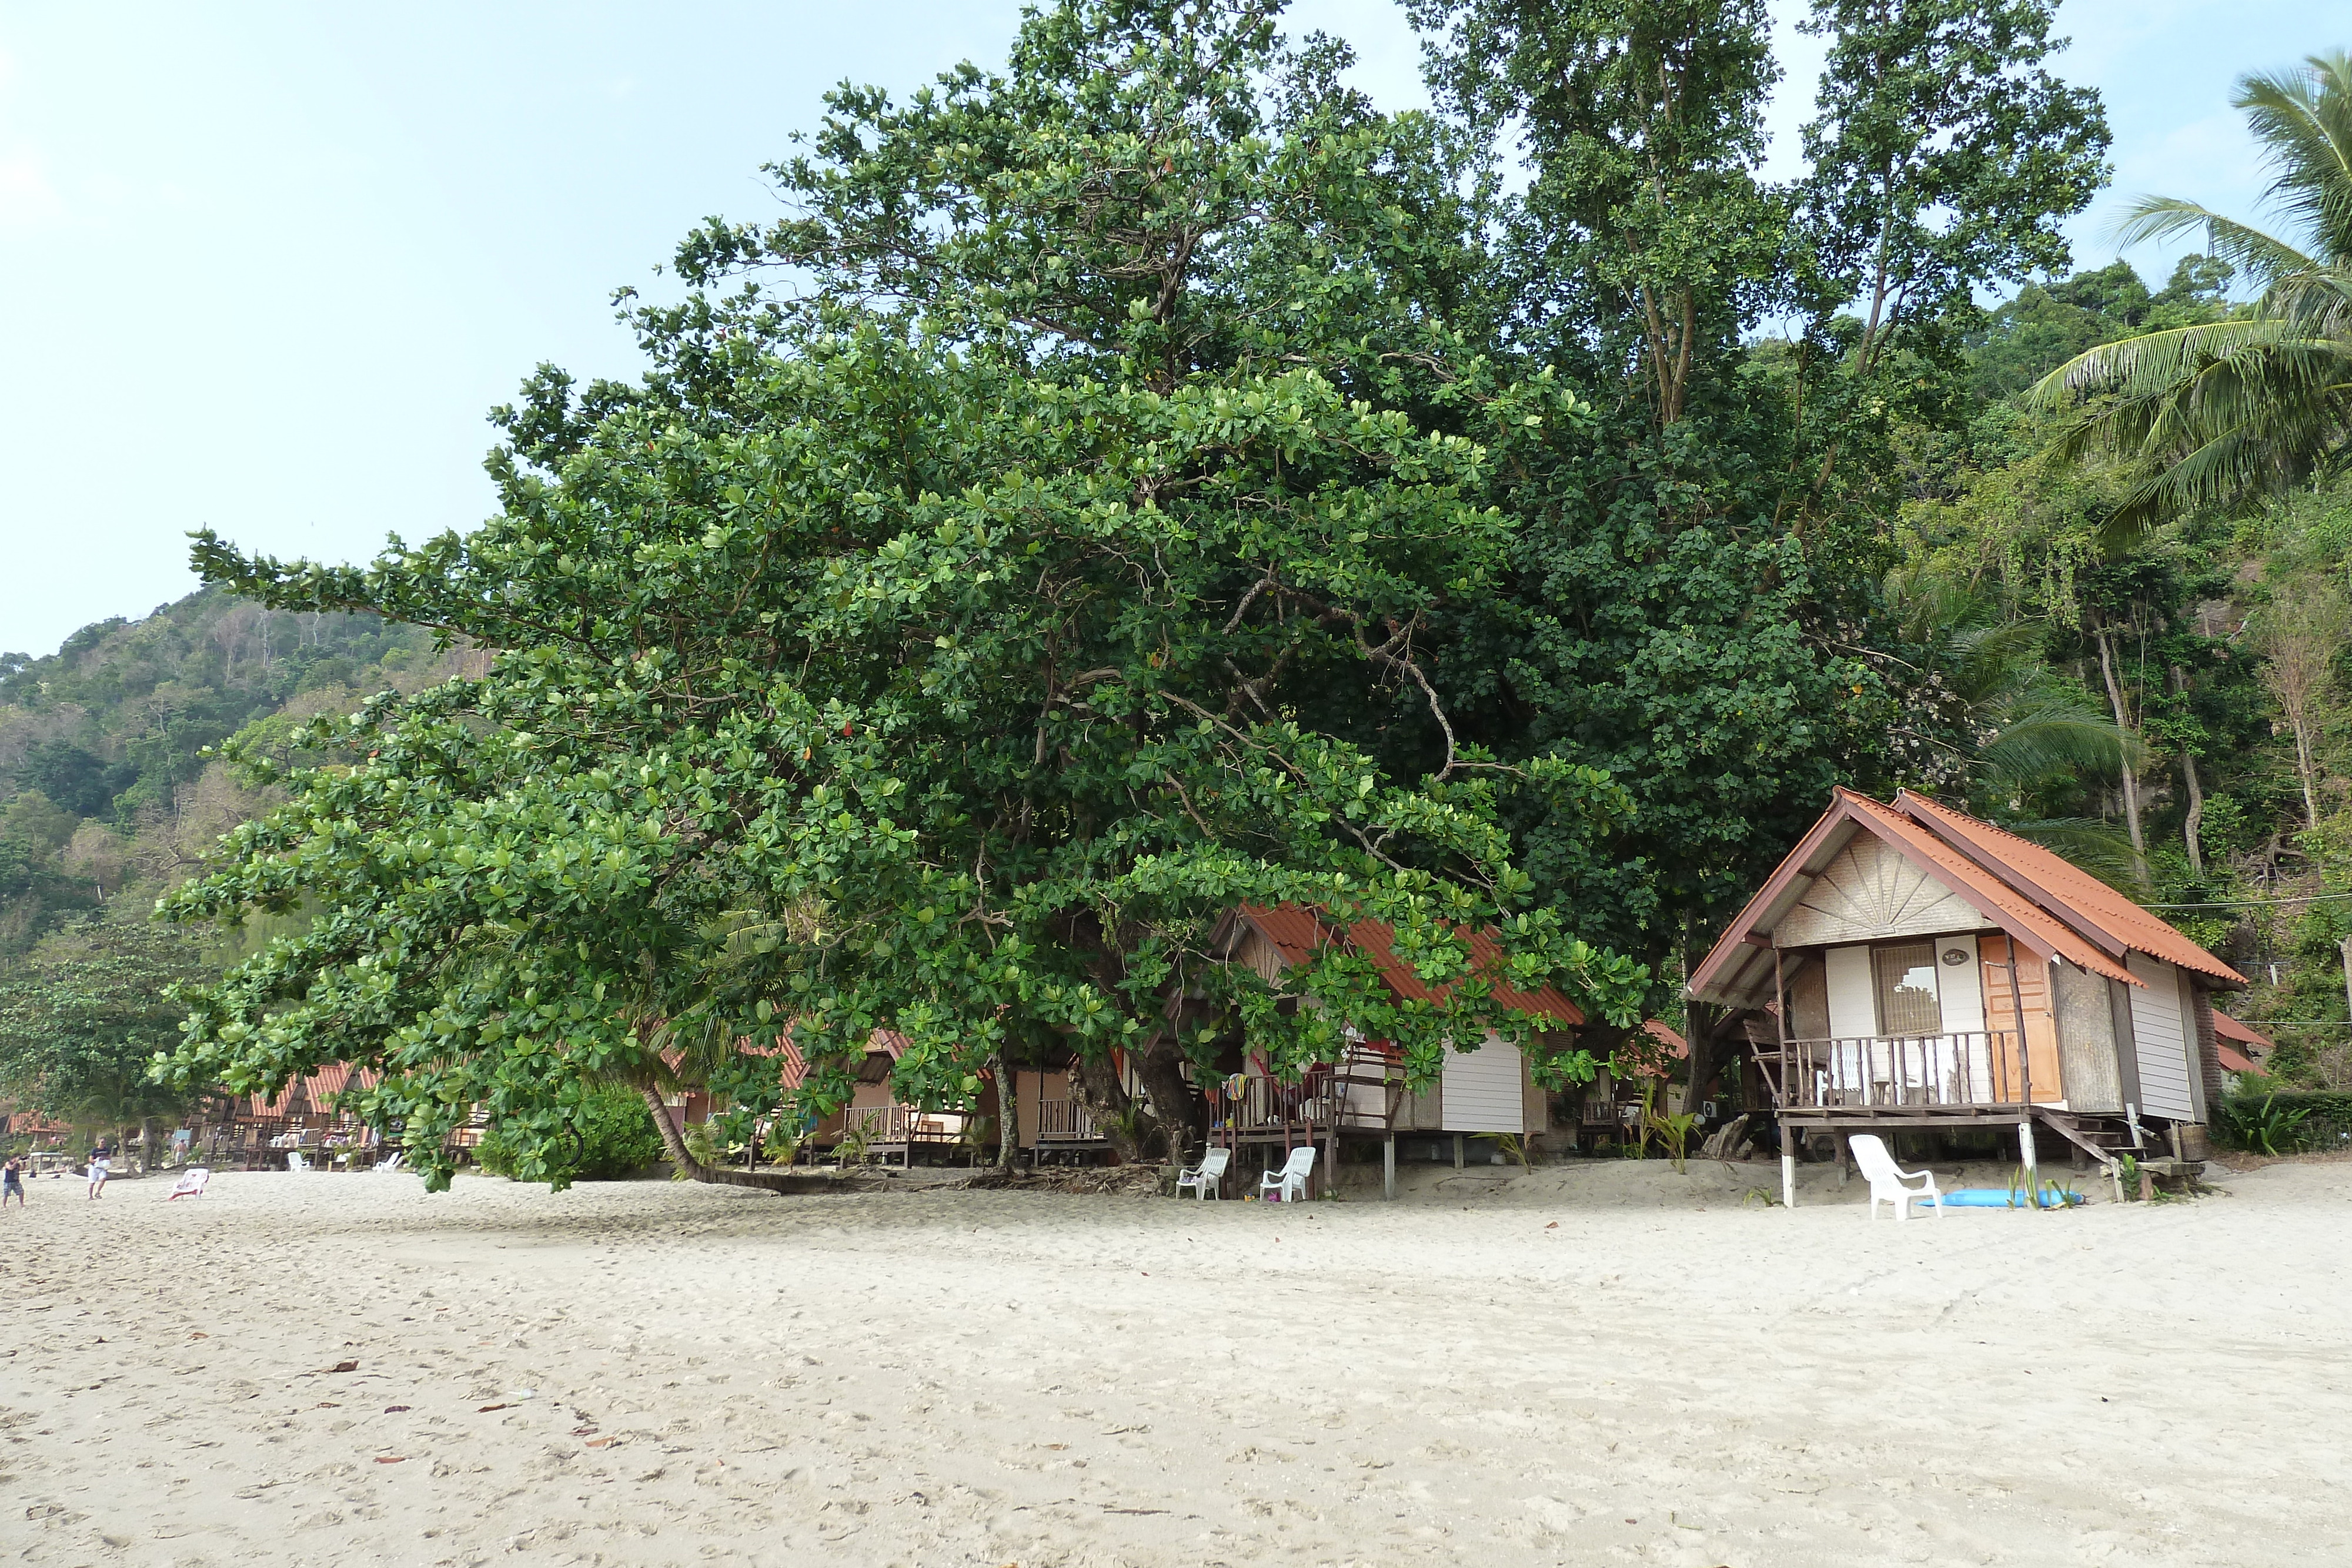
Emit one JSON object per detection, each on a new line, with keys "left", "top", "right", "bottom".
{"left": 3, "top": 1156, "right": 2347, "bottom": 1567}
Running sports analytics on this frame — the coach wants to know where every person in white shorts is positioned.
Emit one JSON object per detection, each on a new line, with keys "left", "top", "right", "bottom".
{"left": 85, "top": 1151, "right": 110, "bottom": 1199}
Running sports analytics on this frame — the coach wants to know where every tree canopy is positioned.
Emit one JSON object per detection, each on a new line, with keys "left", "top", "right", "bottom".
{"left": 158, "top": 1, "right": 1661, "bottom": 1190}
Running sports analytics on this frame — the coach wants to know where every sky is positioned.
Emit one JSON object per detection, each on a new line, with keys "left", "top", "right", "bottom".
{"left": 0, "top": 0, "right": 2328, "bottom": 660}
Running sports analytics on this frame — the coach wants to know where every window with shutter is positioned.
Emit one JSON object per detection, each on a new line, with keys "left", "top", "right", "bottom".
{"left": 1872, "top": 941, "right": 1942, "bottom": 1035}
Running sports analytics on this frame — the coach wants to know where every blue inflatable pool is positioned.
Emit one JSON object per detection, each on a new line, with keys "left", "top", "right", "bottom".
{"left": 1938, "top": 1186, "right": 2083, "bottom": 1209}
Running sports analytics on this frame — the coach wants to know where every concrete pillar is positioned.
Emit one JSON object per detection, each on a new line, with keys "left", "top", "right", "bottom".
{"left": 1384, "top": 1135, "right": 1396, "bottom": 1201}
{"left": 2019, "top": 1118, "right": 2039, "bottom": 1206}
{"left": 1452, "top": 1134, "right": 1464, "bottom": 1171}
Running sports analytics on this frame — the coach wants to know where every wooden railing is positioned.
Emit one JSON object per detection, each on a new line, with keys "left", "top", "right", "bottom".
{"left": 1203, "top": 1049, "right": 1399, "bottom": 1137}
{"left": 1034, "top": 1097, "right": 1100, "bottom": 1142}
{"left": 1777, "top": 1031, "right": 2030, "bottom": 1110}
{"left": 843, "top": 1104, "right": 960, "bottom": 1145}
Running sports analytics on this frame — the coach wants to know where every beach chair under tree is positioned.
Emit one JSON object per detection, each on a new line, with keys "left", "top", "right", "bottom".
{"left": 1175, "top": 1146, "right": 1230, "bottom": 1200}
{"left": 1258, "top": 1145, "right": 1315, "bottom": 1203}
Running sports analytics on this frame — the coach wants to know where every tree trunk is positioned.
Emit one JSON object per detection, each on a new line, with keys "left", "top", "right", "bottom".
{"left": 2170, "top": 668, "right": 2206, "bottom": 879}
{"left": 1135, "top": 1039, "right": 1206, "bottom": 1167}
{"left": 634, "top": 1085, "right": 801, "bottom": 1193}
{"left": 989, "top": 1051, "right": 1018, "bottom": 1174}
{"left": 1680, "top": 999, "right": 1723, "bottom": 1122}
{"left": 1071, "top": 1053, "right": 1146, "bottom": 1163}
{"left": 2092, "top": 620, "right": 2149, "bottom": 880}
{"left": 2293, "top": 721, "right": 2322, "bottom": 831}
{"left": 139, "top": 1115, "right": 161, "bottom": 1175}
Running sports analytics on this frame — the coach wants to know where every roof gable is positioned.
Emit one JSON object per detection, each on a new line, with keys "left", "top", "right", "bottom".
{"left": 1688, "top": 789, "right": 2150, "bottom": 1007}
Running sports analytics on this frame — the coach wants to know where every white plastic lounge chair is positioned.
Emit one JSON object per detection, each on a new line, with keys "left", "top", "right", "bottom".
{"left": 1175, "top": 1146, "right": 1231, "bottom": 1200}
{"left": 1849, "top": 1134, "right": 1942, "bottom": 1221}
{"left": 374, "top": 1150, "right": 405, "bottom": 1173}
{"left": 1258, "top": 1145, "right": 1315, "bottom": 1203}
{"left": 166, "top": 1166, "right": 210, "bottom": 1201}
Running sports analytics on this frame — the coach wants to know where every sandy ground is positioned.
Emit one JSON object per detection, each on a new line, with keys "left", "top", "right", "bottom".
{"left": 2, "top": 1154, "right": 2348, "bottom": 1568}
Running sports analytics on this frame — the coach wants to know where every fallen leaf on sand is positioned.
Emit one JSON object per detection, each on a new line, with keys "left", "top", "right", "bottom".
{"left": 383, "top": 1406, "right": 410, "bottom": 1414}
{"left": 478, "top": 1403, "right": 514, "bottom": 1413}
{"left": 585, "top": 1437, "right": 615, "bottom": 1449}
{"left": 1545, "top": 1221, "right": 1559, "bottom": 1229}
{"left": 375, "top": 1456, "right": 407, "bottom": 1465}
{"left": 315, "top": 1402, "right": 340, "bottom": 1409}
{"left": 188, "top": 1332, "right": 209, "bottom": 1340}
{"left": 325, "top": 1360, "right": 359, "bottom": 1373}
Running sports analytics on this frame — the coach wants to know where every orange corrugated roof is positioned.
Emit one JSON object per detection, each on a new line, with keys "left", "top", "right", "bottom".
{"left": 1235, "top": 903, "right": 1584, "bottom": 1027}
{"left": 1896, "top": 792, "right": 2246, "bottom": 985}
{"left": 1642, "top": 1020, "right": 1688, "bottom": 1058}
{"left": 2213, "top": 1012, "right": 2273, "bottom": 1051}
{"left": 2215, "top": 1040, "right": 2259, "bottom": 1074}
{"left": 247, "top": 1063, "right": 376, "bottom": 1118}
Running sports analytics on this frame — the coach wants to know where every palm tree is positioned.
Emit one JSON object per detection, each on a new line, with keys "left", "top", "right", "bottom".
{"left": 2031, "top": 52, "right": 2352, "bottom": 532}
{"left": 1885, "top": 571, "right": 2149, "bottom": 885}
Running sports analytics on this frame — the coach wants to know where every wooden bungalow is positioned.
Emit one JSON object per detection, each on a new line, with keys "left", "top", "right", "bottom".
{"left": 1687, "top": 788, "right": 2245, "bottom": 1205}
{"left": 774, "top": 1031, "right": 979, "bottom": 1167}
{"left": 1202, "top": 902, "right": 1582, "bottom": 1196}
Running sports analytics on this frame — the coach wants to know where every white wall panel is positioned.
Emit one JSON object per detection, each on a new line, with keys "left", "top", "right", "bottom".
{"left": 2126, "top": 952, "right": 2195, "bottom": 1119}
{"left": 1441, "top": 1033, "right": 1528, "bottom": 1133}
{"left": 1825, "top": 945, "right": 1875, "bottom": 1038}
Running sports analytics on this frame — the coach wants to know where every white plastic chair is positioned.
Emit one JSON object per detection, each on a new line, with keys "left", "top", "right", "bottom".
{"left": 166, "top": 1166, "right": 211, "bottom": 1201}
{"left": 1175, "top": 1146, "right": 1231, "bottom": 1200}
{"left": 374, "top": 1150, "right": 405, "bottom": 1173}
{"left": 286, "top": 1151, "right": 310, "bottom": 1173}
{"left": 1849, "top": 1134, "right": 1941, "bottom": 1220}
{"left": 1258, "top": 1145, "right": 1316, "bottom": 1203}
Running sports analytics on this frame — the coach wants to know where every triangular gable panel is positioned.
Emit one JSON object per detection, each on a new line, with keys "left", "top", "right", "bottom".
{"left": 1772, "top": 834, "right": 1989, "bottom": 948}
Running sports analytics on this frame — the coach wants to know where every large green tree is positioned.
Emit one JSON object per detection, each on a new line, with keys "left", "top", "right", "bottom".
{"left": 158, "top": 1, "right": 1650, "bottom": 1192}
{"left": 0, "top": 910, "right": 215, "bottom": 1162}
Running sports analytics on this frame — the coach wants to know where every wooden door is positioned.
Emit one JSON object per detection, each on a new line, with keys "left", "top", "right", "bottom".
{"left": 1978, "top": 935, "right": 2062, "bottom": 1104}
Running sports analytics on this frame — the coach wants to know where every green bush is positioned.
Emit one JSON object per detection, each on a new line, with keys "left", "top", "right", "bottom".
{"left": 2216, "top": 1091, "right": 2352, "bottom": 1154}
{"left": 476, "top": 1086, "right": 667, "bottom": 1184}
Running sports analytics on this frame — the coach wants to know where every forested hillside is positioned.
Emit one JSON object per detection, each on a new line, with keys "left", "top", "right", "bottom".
{"left": 0, "top": 595, "right": 473, "bottom": 1141}
{"left": 7, "top": 5, "right": 2350, "bottom": 1169}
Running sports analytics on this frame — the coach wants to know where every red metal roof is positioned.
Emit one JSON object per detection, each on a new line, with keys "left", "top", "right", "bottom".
{"left": 1235, "top": 904, "right": 1584, "bottom": 1026}
{"left": 2214, "top": 1040, "right": 2259, "bottom": 1074}
{"left": 1895, "top": 791, "right": 2247, "bottom": 985}
{"left": 2213, "top": 1012, "right": 2273, "bottom": 1052}
{"left": 248, "top": 1063, "right": 376, "bottom": 1118}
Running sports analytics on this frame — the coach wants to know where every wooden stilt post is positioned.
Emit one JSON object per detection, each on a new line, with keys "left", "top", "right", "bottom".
{"left": 2019, "top": 1118, "right": 2039, "bottom": 1205}
{"left": 1383, "top": 1135, "right": 1396, "bottom": 1201}
{"left": 1780, "top": 1118, "right": 1796, "bottom": 1210}
{"left": 1452, "top": 1133, "right": 1464, "bottom": 1171}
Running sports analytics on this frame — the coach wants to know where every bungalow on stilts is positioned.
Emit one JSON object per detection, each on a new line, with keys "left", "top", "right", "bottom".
{"left": 1202, "top": 903, "right": 1583, "bottom": 1198}
{"left": 1687, "top": 789, "right": 2245, "bottom": 1206}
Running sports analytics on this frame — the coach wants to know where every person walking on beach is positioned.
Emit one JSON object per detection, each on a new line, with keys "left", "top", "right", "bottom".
{"left": 2, "top": 1154, "right": 24, "bottom": 1208}
{"left": 85, "top": 1149, "right": 109, "bottom": 1199}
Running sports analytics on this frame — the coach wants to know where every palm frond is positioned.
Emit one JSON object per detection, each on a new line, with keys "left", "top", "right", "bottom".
{"left": 2027, "top": 319, "right": 2301, "bottom": 407}
{"left": 2232, "top": 54, "right": 2352, "bottom": 265}
{"left": 1976, "top": 702, "right": 2140, "bottom": 793}
{"left": 2107, "top": 199, "right": 2315, "bottom": 285}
